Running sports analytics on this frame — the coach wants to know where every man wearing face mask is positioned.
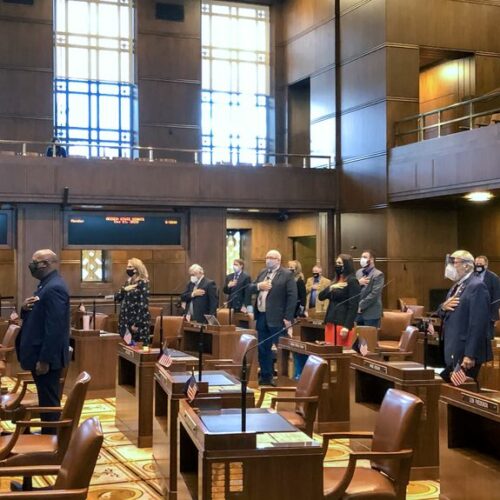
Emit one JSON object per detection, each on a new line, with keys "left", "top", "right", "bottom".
{"left": 15, "top": 249, "right": 70, "bottom": 435}
{"left": 223, "top": 259, "right": 251, "bottom": 313}
{"left": 355, "top": 249, "right": 384, "bottom": 328}
{"left": 440, "top": 250, "right": 492, "bottom": 382}
{"left": 474, "top": 255, "right": 500, "bottom": 340}
{"left": 249, "top": 249, "right": 297, "bottom": 386}
{"left": 305, "top": 265, "right": 331, "bottom": 317}
{"left": 180, "top": 264, "right": 218, "bottom": 323}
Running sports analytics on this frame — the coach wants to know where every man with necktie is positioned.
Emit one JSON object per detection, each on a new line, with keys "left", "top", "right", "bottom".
{"left": 305, "top": 264, "right": 331, "bottom": 317}
{"left": 223, "top": 258, "right": 251, "bottom": 312}
{"left": 249, "top": 249, "right": 297, "bottom": 386}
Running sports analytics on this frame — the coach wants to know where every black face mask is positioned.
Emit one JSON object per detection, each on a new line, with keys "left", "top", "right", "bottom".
{"left": 335, "top": 265, "right": 344, "bottom": 276}
{"left": 126, "top": 268, "right": 136, "bottom": 277}
{"left": 475, "top": 265, "right": 485, "bottom": 274}
{"left": 312, "top": 273, "right": 320, "bottom": 279}
{"left": 28, "top": 261, "right": 46, "bottom": 280}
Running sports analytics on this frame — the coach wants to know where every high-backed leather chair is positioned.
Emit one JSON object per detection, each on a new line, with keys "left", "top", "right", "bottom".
{"left": 149, "top": 306, "right": 164, "bottom": 323}
{"left": 397, "top": 297, "right": 417, "bottom": 311}
{"left": 0, "top": 321, "right": 9, "bottom": 344}
{"left": 0, "top": 372, "right": 90, "bottom": 467}
{"left": 152, "top": 315, "right": 184, "bottom": 348}
{"left": 377, "top": 326, "right": 419, "bottom": 360}
{"left": 0, "top": 418, "right": 103, "bottom": 500}
{"left": 0, "top": 324, "right": 20, "bottom": 377}
{"left": 405, "top": 304, "right": 425, "bottom": 318}
{"left": 322, "top": 388, "right": 423, "bottom": 499}
{"left": 216, "top": 308, "right": 231, "bottom": 325}
{"left": 379, "top": 311, "right": 413, "bottom": 341}
{"left": 205, "top": 333, "right": 257, "bottom": 379}
{"left": 257, "top": 355, "right": 328, "bottom": 436}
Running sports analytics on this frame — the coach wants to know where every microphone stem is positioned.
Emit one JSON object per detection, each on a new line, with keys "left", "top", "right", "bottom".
{"left": 241, "top": 353, "right": 248, "bottom": 432}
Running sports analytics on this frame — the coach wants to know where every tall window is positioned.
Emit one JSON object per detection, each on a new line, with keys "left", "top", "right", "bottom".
{"left": 202, "top": 1, "right": 271, "bottom": 166}
{"left": 226, "top": 230, "right": 242, "bottom": 274}
{"left": 54, "top": 0, "right": 137, "bottom": 157}
{"left": 81, "top": 250, "right": 104, "bottom": 282}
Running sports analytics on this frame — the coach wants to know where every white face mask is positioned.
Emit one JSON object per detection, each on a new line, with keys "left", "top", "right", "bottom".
{"left": 233, "top": 265, "right": 241, "bottom": 273}
{"left": 190, "top": 275, "right": 198, "bottom": 284}
{"left": 444, "top": 264, "right": 459, "bottom": 282}
{"left": 360, "top": 257, "right": 369, "bottom": 268}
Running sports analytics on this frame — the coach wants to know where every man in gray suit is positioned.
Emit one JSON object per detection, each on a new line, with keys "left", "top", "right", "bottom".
{"left": 250, "top": 249, "right": 297, "bottom": 386}
{"left": 355, "top": 249, "right": 384, "bottom": 328}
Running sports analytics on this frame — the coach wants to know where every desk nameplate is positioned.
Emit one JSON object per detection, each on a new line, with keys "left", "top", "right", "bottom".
{"left": 279, "top": 337, "right": 342, "bottom": 355}
{"left": 363, "top": 360, "right": 388, "bottom": 374}
{"left": 461, "top": 393, "right": 499, "bottom": 414}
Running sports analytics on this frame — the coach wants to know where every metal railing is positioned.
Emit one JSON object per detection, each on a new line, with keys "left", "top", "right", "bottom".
{"left": 394, "top": 91, "right": 500, "bottom": 146}
{"left": 0, "top": 139, "right": 333, "bottom": 169}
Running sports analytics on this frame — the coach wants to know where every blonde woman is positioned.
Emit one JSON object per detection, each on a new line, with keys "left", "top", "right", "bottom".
{"left": 115, "top": 258, "right": 151, "bottom": 344}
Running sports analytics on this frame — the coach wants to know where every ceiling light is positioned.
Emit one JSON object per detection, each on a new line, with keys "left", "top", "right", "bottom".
{"left": 464, "top": 191, "right": 494, "bottom": 202}
{"left": 248, "top": 209, "right": 260, "bottom": 213}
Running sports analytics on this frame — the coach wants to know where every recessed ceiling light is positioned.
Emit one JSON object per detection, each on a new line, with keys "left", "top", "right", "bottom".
{"left": 464, "top": 191, "right": 494, "bottom": 202}
{"left": 248, "top": 209, "right": 260, "bottom": 212}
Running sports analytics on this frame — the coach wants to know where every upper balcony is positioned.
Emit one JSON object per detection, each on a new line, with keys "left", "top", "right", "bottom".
{"left": 388, "top": 92, "right": 500, "bottom": 202}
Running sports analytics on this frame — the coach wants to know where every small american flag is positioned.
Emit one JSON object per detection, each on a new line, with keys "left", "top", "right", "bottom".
{"left": 450, "top": 363, "right": 467, "bottom": 386}
{"left": 9, "top": 310, "right": 19, "bottom": 321}
{"left": 158, "top": 346, "right": 172, "bottom": 368}
{"left": 352, "top": 336, "right": 369, "bottom": 356}
{"left": 184, "top": 373, "right": 198, "bottom": 402}
{"left": 123, "top": 329, "right": 133, "bottom": 345}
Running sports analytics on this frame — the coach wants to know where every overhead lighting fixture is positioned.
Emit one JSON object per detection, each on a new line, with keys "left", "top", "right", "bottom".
{"left": 464, "top": 191, "right": 494, "bottom": 202}
{"left": 248, "top": 209, "right": 260, "bottom": 213}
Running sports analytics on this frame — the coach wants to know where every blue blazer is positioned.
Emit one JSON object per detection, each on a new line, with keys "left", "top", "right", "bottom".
{"left": 16, "top": 271, "right": 70, "bottom": 371}
{"left": 441, "top": 274, "right": 492, "bottom": 366}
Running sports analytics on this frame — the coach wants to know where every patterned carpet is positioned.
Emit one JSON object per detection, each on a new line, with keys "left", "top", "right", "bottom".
{"left": 0, "top": 379, "right": 439, "bottom": 499}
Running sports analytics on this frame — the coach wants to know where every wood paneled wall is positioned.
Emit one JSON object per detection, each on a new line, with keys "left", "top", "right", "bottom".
{"left": 0, "top": 1, "right": 53, "bottom": 151}
{"left": 136, "top": 0, "right": 201, "bottom": 153}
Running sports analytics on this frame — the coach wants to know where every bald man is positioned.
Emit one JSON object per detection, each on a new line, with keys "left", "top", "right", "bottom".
{"left": 249, "top": 250, "right": 297, "bottom": 386}
{"left": 16, "top": 249, "right": 70, "bottom": 434}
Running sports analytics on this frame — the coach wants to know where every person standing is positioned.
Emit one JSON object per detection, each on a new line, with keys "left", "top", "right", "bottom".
{"left": 180, "top": 264, "right": 218, "bottom": 323}
{"left": 115, "top": 258, "right": 151, "bottom": 345}
{"left": 16, "top": 249, "right": 70, "bottom": 435}
{"left": 440, "top": 250, "right": 492, "bottom": 381}
{"left": 319, "top": 254, "right": 361, "bottom": 346}
{"left": 223, "top": 259, "right": 251, "bottom": 312}
{"left": 250, "top": 250, "right": 297, "bottom": 386}
{"left": 474, "top": 255, "right": 500, "bottom": 339}
{"left": 355, "top": 249, "right": 384, "bottom": 328}
{"left": 305, "top": 264, "right": 331, "bottom": 316}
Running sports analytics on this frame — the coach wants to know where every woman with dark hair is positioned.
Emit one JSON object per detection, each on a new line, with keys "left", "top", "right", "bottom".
{"left": 318, "top": 254, "right": 361, "bottom": 346}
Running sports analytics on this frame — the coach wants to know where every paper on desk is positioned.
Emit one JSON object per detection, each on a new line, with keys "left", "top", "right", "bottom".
{"left": 269, "top": 431, "right": 310, "bottom": 443}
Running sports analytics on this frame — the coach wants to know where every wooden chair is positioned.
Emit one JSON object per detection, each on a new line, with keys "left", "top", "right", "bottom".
{"left": 151, "top": 315, "right": 184, "bottom": 348}
{"left": 0, "top": 372, "right": 90, "bottom": 467}
{"left": 397, "top": 297, "right": 417, "bottom": 311}
{"left": 377, "top": 326, "right": 419, "bottom": 361}
{"left": 216, "top": 308, "right": 231, "bottom": 325}
{"left": 0, "top": 325, "right": 21, "bottom": 377}
{"left": 322, "top": 388, "right": 423, "bottom": 499}
{"left": 257, "top": 355, "right": 327, "bottom": 436}
{"left": 405, "top": 304, "right": 425, "bottom": 318}
{"left": 205, "top": 333, "right": 257, "bottom": 379}
{"left": 0, "top": 417, "right": 103, "bottom": 500}
{"left": 379, "top": 311, "right": 413, "bottom": 341}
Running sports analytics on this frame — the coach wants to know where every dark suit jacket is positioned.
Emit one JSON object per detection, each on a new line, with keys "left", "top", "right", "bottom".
{"left": 16, "top": 271, "right": 70, "bottom": 371}
{"left": 250, "top": 267, "right": 298, "bottom": 328}
{"left": 319, "top": 274, "right": 361, "bottom": 329}
{"left": 441, "top": 274, "right": 492, "bottom": 366}
{"left": 223, "top": 271, "right": 251, "bottom": 310}
{"left": 180, "top": 276, "right": 218, "bottom": 323}
{"left": 481, "top": 269, "right": 500, "bottom": 322}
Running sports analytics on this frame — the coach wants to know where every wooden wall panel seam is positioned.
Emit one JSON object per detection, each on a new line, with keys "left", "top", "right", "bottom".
{"left": 0, "top": 65, "right": 51, "bottom": 73}
{"left": 277, "top": 15, "right": 335, "bottom": 47}
{"left": 340, "top": 43, "right": 417, "bottom": 67}
{"left": 475, "top": 50, "right": 500, "bottom": 58}
{"left": 0, "top": 15, "right": 51, "bottom": 25}
{"left": 138, "top": 122, "right": 200, "bottom": 129}
{"left": 138, "top": 77, "right": 200, "bottom": 85}
{"left": 389, "top": 180, "right": 500, "bottom": 200}
{"left": 341, "top": 151, "right": 387, "bottom": 164}
{"left": 451, "top": 0, "right": 500, "bottom": 6}
{"left": 340, "top": 0, "right": 377, "bottom": 17}
{"left": 138, "top": 30, "right": 200, "bottom": 40}
{"left": 0, "top": 113, "right": 51, "bottom": 121}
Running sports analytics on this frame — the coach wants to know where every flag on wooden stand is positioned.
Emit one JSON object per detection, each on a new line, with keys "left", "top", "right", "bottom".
{"left": 183, "top": 371, "right": 199, "bottom": 402}
{"left": 158, "top": 344, "right": 172, "bottom": 368}
{"left": 450, "top": 363, "right": 467, "bottom": 386}
{"left": 123, "top": 329, "right": 133, "bottom": 346}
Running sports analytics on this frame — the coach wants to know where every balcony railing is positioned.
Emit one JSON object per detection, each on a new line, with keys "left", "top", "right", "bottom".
{"left": 0, "top": 140, "right": 332, "bottom": 169}
{"left": 394, "top": 91, "right": 500, "bottom": 146}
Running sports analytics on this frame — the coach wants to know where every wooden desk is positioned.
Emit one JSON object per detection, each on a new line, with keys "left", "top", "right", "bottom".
{"left": 153, "top": 367, "right": 255, "bottom": 499}
{"left": 232, "top": 312, "right": 256, "bottom": 329}
{"left": 350, "top": 355, "right": 442, "bottom": 479}
{"left": 277, "top": 337, "right": 351, "bottom": 431}
{"left": 439, "top": 385, "right": 500, "bottom": 500}
{"left": 415, "top": 331, "right": 445, "bottom": 368}
{"left": 66, "top": 328, "right": 121, "bottom": 399}
{"left": 179, "top": 404, "right": 323, "bottom": 499}
{"left": 181, "top": 322, "right": 251, "bottom": 360}
{"left": 115, "top": 344, "right": 197, "bottom": 447}
{"left": 292, "top": 317, "right": 324, "bottom": 341}
{"left": 478, "top": 339, "right": 500, "bottom": 390}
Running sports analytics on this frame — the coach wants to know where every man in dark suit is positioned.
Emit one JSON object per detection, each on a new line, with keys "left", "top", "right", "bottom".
{"left": 249, "top": 249, "right": 297, "bottom": 386}
{"left": 440, "top": 250, "right": 492, "bottom": 381}
{"left": 16, "top": 249, "right": 70, "bottom": 435}
{"left": 223, "top": 258, "right": 251, "bottom": 312}
{"left": 180, "top": 264, "right": 218, "bottom": 324}
{"left": 474, "top": 255, "right": 500, "bottom": 339}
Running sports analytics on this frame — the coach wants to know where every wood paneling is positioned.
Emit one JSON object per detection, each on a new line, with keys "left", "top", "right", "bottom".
{"left": 340, "top": 211, "right": 387, "bottom": 259}
{"left": 0, "top": 250, "right": 15, "bottom": 299}
{"left": 311, "top": 69, "right": 335, "bottom": 121}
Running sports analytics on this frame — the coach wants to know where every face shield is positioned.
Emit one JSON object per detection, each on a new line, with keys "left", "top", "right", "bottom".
{"left": 444, "top": 254, "right": 473, "bottom": 282}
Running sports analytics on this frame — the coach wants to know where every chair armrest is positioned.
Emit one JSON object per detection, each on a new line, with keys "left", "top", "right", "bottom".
{"left": 0, "top": 489, "right": 88, "bottom": 499}
{"left": 271, "top": 395, "right": 318, "bottom": 409}
{"left": 213, "top": 363, "right": 242, "bottom": 370}
{"left": 205, "top": 358, "right": 233, "bottom": 365}
{"left": 375, "top": 346, "right": 400, "bottom": 353}
{"left": 380, "top": 351, "right": 413, "bottom": 359}
{"left": 0, "top": 346, "right": 15, "bottom": 354}
{"left": 24, "top": 407, "right": 64, "bottom": 414}
{"left": 15, "top": 419, "right": 73, "bottom": 429}
{"left": 322, "top": 432, "right": 373, "bottom": 457}
{"left": 0, "top": 465, "right": 60, "bottom": 477}
{"left": 256, "top": 386, "right": 296, "bottom": 407}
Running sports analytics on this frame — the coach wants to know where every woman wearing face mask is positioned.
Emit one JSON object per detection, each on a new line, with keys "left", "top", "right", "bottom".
{"left": 319, "top": 254, "right": 361, "bottom": 346}
{"left": 115, "top": 258, "right": 151, "bottom": 345}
